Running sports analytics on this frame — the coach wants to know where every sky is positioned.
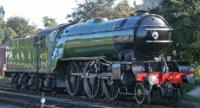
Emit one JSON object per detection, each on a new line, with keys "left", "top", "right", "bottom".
{"left": 0, "top": 0, "right": 140, "bottom": 28}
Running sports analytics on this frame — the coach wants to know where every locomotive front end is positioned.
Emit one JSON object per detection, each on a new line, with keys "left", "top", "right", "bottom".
{"left": 111, "top": 11, "right": 195, "bottom": 104}
{"left": 134, "top": 11, "right": 173, "bottom": 58}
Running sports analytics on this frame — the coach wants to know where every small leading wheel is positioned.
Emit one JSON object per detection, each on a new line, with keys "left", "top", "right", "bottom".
{"left": 150, "top": 86, "right": 163, "bottom": 101}
{"left": 83, "top": 61, "right": 101, "bottom": 99}
{"left": 134, "top": 82, "right": 146, "bottom": 104}
{"left": 171, "top": 86, "right": 183, "bottom": 105}
{"left": 65, "top": 62, "right": 81, "bottom": 96}
{"left": 102, "top": 78, "right": 120, "bottom": 101}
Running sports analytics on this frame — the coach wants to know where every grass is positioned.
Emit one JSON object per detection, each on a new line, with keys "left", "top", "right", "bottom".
{"left": 183, "top": 94, "right": 200, "bottom": 103}
{"left": 0, "top": 76, "right": 10, "bottom": 86}
{"left": 182, "top": 79, "right": 200, "bottom": 92}
{"left": 182, "top": 78, "right": 200, "bottom": 103}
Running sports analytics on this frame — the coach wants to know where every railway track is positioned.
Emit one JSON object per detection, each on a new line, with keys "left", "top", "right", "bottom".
{"left": 0, "top": 86, "right": 192, "bottom": 108}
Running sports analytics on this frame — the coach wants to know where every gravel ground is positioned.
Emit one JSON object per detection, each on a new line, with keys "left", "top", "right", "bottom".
{"left": 187, "top": 87, "right": 200, "bottom": 98}
{"left": 0, "top": 103, "right": 22, "bottom": 108}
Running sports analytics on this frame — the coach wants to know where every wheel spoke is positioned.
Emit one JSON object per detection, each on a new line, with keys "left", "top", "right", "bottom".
{"left": 21, "top": 74, "right": 30, "bottom": 89}
{"left": 102, "top": 79, "right": 120, "bottom": 101}
{"left": 134, "top": 82, "right": 146, "bottom": 104}
{"left": 92, "top": 82, "right": 95, "bottom": 96}
{"left": 65, "top": 62, "right": 81, "bottom": 96}
{"left": 84, "top": 61, "right": 101, "bottom": 99}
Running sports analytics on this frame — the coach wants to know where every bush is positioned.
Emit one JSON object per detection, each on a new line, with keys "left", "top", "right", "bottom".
{"left": 192, "top": 65, "right": 200, "bottom": 78}
{"left": 0, "top": 76, "right": 10, "bottom": 86}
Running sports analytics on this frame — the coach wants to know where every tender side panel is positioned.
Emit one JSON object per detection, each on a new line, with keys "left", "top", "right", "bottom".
{"left": 7, "top": 38, "right": 36, "bottom": 71}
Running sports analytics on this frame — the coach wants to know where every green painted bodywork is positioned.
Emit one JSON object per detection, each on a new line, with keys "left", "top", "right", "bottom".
{"left": 7, "top": 38, "right": 37, "bottom": 70}
{"left": 7, "top": 17, "right": 141, "bottom": 72}
{"left": 7, "top": 29, "right": 60, "bottom": 72}
{"left": 63, "top": 33, "right": 116, "bottom": 58}
{"left": 51, "top": 17, "right": 140, "bottom": 69}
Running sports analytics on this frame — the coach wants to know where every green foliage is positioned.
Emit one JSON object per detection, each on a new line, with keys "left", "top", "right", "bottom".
{"left": 0, "top": 7, "right": 37, "bottom": 45}
{"left": 1, "top": 24, "right": 16, "bottom": 44}
{"left": 0, "top": 6, "right": 5, "bottom": 44}
{"left": 113, "top": 0, "right": 135, "bottom": 18}
{"left": 0, "top": 28, "right": 4, "bottom": 44}
{"left": 67, "top": 0, "right": 135, "bottom": 22}
{"left": 42, "top": 16, "right": 57, "bottom": 28}
{"left": 0, "top": 6, "right": 5, "bottom": 22}
{"left": 7, "top": 16, "right": 37, "bottom": 37}
{"left": 192, "top": 64, "right": 200, "bottom": 78}
{"left": 67, "top": 0, "right": 116, "bottom": 22}
{"left": 0, "top": 22, "right": 17, "bottom": 45}
{"left": 154, "top": 0, "right": 200, "bottom": 63}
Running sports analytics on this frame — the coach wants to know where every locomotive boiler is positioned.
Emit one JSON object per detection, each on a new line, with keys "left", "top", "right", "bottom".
{"left": 5, "top": 10, "right": 195, "bottom": 104}
{"left": 55, "top": 10, "right": 172, "bottom": 61}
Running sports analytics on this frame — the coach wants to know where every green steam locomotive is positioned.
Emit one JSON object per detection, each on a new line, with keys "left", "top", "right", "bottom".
{"left": 5, "top": 11, "right": 195, "bottom": 104}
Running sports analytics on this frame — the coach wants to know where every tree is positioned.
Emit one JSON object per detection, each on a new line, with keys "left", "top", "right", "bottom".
{"left": 113, "top": 0, "right": 135, "bottom": 18}
{"left": 0, "top": 22, "right": 17, "bottom": 45}
{"left": 0, "top": 6, "right": 5, "bottom": 44}
{"left": 154, "top": 0, "right": 200, "bottom": 63}
{"left": 1, "top": 24, "right": 16, "bottom": 44}
{"left": 0, "top": 6, "right": 5, "bottom": 22}
{"left": 6, "top": 16, "right": 37, "bottom": 37}
{"left": 0, "top": 8, "right": 37, "bottom": 45}
{"left": 42, "top": 16, "right": 57, "bottom": 28}
{"left": 0, "top": 28, "right": 4, "bottom": 44}
{"left": 67, "top": 0, "right": 116, "bottom": 23}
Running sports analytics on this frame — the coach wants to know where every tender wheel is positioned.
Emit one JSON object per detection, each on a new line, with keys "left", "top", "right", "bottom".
{"left": 11, "top": 74, "right": 16, "bottom": 87}
{"left": 65, "top": 62, "right": 82, "bottom": 96}
{"left": 41, "top": 74, "right": 55, "bottom": 91}
{"left": 21, "top": 74, "right": 30, "bottom": 89}
{"left": 134, "top": 82, "right": 146, "bottom": 104}
{"left": 83, "top": 61, "right": 101, "bottom": 99}
{"left": 11, "top": 73, "right": 21, "bottom": 89}
{"left": 102, "top": 78, "right": 120, "bottom": 101}
{"left": 31, "top": 75, "right": 42, "bottom": 90}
